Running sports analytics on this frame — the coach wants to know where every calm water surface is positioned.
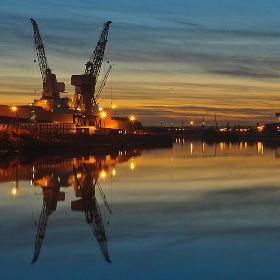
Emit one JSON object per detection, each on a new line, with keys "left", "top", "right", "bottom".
{"left": 1, "top": 140, "right": 280, "bottom": 279}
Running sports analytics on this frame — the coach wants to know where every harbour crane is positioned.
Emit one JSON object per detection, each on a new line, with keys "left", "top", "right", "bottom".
{"left": 30, "top": 18, "right": 65, "bottom": 100}
{"left": 72, "top": 159, "right": 112, "bottom": 263}
{"left": 31, "top": 157, "right": 112, "bottom": 264}
{"left": 73, "top": 64, "right": 113, "bottom": 115}
{"left": 71, "top": 21, "right": 112, "bottom": 126}
{"left": 31, "top": 186, "right": 65, "bottom": 264}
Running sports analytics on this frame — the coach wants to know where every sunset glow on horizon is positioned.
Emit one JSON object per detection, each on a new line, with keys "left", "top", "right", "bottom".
{"left": 1, "top": 0, "right": 280, "bottom": 127}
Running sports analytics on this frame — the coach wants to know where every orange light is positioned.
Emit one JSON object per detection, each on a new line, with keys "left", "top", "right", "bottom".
{"left": 130, "top": 115, "right": 136, "bottom": 122}
{"left": 100, "top": 111, "right": 107, "bottom": 118}
{"left": 112, "top": 168, "right": 116, "bottom": 177}
{"left": 100, "top": 170, "right": 107, "bottom": 179}
{"left": 11, "top": 106, "right": 17, "bottom": 112}
{"left": 130, "top": 159, "right": 135, "bottom": 171}
{"left": 12, "top": 187, "right": 17, "bottom": 196}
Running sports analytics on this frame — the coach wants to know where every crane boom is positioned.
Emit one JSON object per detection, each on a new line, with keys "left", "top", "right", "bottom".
{"left": 85, "top": 21, "right": 112, "bottom": 80}
{"left": 90, "top": 193, "right": 111, "bottom": 263}
{"left": 95, "top": 64, "right": 113, "bottom": 106}
{"left": 30, "top": 18, "right": 49, "bottom": 84}
{"left": 72, "top": 162, "right": 111, "bottom": 263}
{"left": 71, "top": 21, "right": 112, "bottom": 125}
{"left": 97, "top": 181, "right": 112, "bottom": 214}
{"left": 31, "top": 201, "right": 48, "bottom": 264}
{"left": 31, "top": 186, "right": 63, "bottom": 264}
{"left": 30, "top": 18, "right": 64, "bottom": 99}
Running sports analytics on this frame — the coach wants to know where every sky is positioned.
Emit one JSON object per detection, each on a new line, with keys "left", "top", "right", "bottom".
{"left": 1, "top": 0, "right": 280, "bottom": 126}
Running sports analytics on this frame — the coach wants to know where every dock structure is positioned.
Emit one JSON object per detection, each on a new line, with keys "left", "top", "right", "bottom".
{"left": 19, "top": 122, "right": 76, "bottom": 135}
{"left": 0, "top": 122, "right": 76, "bottom": 135}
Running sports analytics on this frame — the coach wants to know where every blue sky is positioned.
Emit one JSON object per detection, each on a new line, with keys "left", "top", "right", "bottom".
{"left": 1, "top": 0, "right": 280, "bottom": 126}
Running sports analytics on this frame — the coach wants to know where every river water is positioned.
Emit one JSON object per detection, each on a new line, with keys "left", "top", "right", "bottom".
{"left": 1, "top": 139, "right": 280, "bottom": 279}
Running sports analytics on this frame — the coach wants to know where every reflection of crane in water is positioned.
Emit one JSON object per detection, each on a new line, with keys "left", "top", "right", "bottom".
{"left": 214, "top": 113, "right": 218, "bottom": 130}
{"left": 71, "top": 158, "right": 112, "bottom": 263}
{"left": 31, "top": 184, "right": 65, "bottom": 264}
{"left": 25, "top": 152, "right": 140, "bottom": 264}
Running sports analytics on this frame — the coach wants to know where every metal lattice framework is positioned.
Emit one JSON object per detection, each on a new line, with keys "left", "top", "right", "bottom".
{"left": 73, "top": 161, "right": 111, "bottom": 263}
{"left": 30, "top": 18, "right": 50, "bottom": 84}
{"left": 85, "top": 21, "right": 112, "bottom": 80}
{"left": 72, "top": 21, "right": 112, "bottom": 125}
{"left": 31, "top": 201, "right": 48, "bottom": 264}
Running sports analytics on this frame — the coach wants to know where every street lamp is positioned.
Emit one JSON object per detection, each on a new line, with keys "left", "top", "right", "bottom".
{"left": 100, "top": 111, "right": 107, "bottom": 118}
{"left": 99, "top": 109, "right": 107, "bottom": 128}
{"left": 129, "top": 115, "right": 136, "bottom": 132}
{"left": 11, "top": 105, "right": 18, "bottom": 132}
{"left": 111, "top": 103, "right": 116, "bottom": 117}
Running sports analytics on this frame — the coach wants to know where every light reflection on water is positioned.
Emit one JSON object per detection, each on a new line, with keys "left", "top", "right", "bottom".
{"left": 1, "top": 140, "right": 280, "bottom": 279}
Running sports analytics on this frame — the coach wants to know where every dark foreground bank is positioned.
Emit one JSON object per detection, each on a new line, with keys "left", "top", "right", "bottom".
{"left": 202, "top": 127, "right": 279, "bottom": 144}
{"left": 0, "top": 130, "right": 173, "bottom": 158}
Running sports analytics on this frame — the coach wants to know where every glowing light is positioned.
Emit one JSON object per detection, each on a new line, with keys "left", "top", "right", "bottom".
{"left": 220, "top": 142, "right": 225, "bottom": 150}
{"left": 130, "top": 159, "right": 135, "bottom": 171}
{"left": 100, "top": 111, "right": 107, "bottom": 118}
{"left": 100, "top": 170, "right": 107, "bottom": 179}
{"left": 12, "top": 187, "right": 17, "bottom": 196}
{"left": 111, "top": 103, "right": 116, "bottom": 109}
{"left": 11, "top": 105, "right": 17, "bottom": 112}
{"left": 112, "top": 168, "right": 116, "bottom": 177}
{"left": 88, "top": 156, "right": 95, "bottom": 163}
{"left": 190, "top": 121, "right": 194, "bottom": 125}
{"left": 257, "top": 125, "right": 264, "bottom": 132}
{"left": 130, "top": 115, "right": 136, "bottom": 122}
{"left": 257, "top": 142, "right": 264, "bottom": 154}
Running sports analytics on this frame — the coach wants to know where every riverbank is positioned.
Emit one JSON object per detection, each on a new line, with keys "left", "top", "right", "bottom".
{"left": 202, "top": 128, "right": 279, "bottom": 144}
{"left": 0, "top": 130, "right": 173, "bottom": 158}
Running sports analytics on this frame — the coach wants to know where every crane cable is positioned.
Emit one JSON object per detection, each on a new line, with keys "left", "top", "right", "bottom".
{"left": 107, "top": 40, "right": 115, "bottom": 108}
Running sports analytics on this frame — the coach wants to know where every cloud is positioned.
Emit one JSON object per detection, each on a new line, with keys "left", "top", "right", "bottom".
{"left": 1, "top": 1, "right": 280, "bottom": 126}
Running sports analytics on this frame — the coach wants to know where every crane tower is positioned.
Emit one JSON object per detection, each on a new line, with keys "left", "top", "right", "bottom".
{"left": 30, "top": 18, "right": 65, "bottom": 101}
{"left": 71, "top": 21, "right": 112, "bottom": 126}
